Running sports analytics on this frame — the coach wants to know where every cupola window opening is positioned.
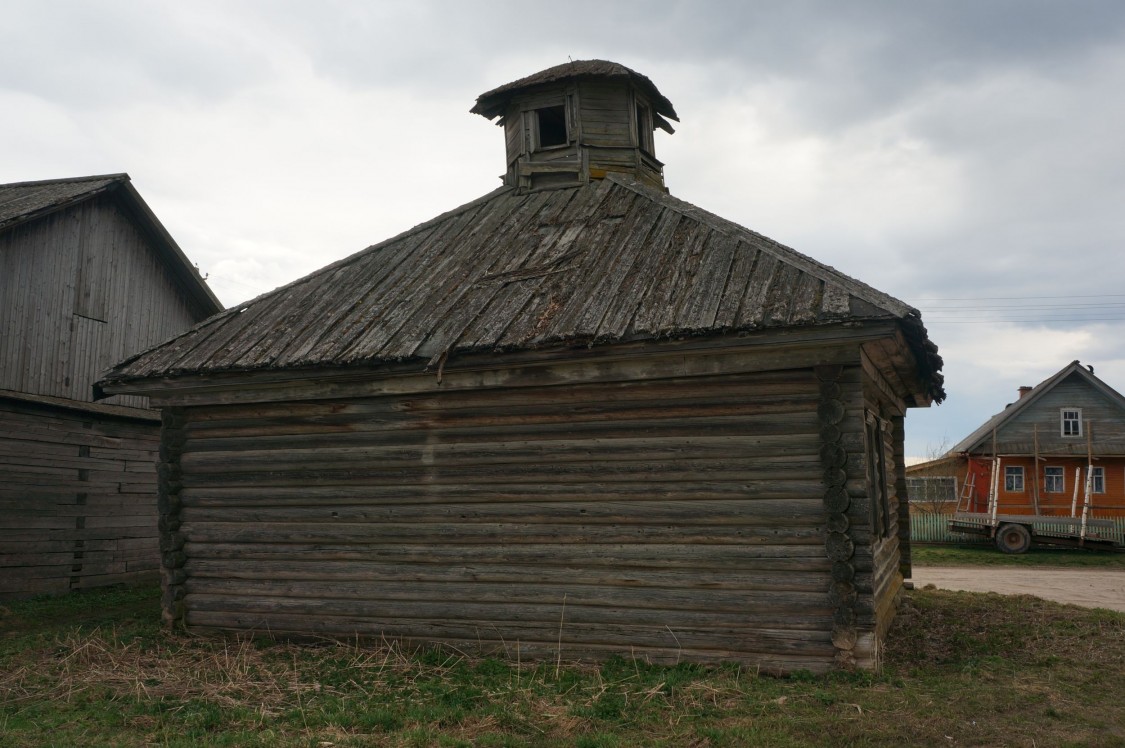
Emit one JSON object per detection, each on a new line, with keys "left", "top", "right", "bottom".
{"left": 635, "top": 102, "right": 653, "bottom": 154}
{"left": 535, "top": 104, "right": 568, "bottom": 149}
{"left": 470, "top": 60, "right": 682, "bottom": 189}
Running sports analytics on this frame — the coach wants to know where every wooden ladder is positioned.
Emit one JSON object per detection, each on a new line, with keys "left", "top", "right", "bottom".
{"left": 956, "top": 469, "right": 976, "bottom": 513}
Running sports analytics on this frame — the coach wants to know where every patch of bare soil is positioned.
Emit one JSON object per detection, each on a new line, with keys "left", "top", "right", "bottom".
{"left": 910, "top": 566, "right": 1125, "bottom": 611}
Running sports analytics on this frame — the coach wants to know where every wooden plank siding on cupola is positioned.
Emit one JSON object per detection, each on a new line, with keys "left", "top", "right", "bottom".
{"left": 1, "top": 174, "right": 222, "bottom": 599}
{"left": 97, "top": 60, "right": 944, "bottom": 673}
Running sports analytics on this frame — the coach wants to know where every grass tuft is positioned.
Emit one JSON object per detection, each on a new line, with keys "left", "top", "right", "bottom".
{"left": 1, "top": 582, "right": 1123, "bottom": 746}
{"left": 912, "top": 543, "right": 1125, "bottom": 568}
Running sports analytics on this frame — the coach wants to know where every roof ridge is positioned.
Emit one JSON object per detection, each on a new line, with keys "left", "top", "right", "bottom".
{"left": 0, "top": 174, "right": 132, "bottom": 229}
{"left": 0, "top": 173, "right": 129, "bottom": 189}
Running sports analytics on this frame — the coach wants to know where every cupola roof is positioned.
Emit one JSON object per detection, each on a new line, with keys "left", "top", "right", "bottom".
{"left": 471, "top": 59, "right": 678, "bottom": 125}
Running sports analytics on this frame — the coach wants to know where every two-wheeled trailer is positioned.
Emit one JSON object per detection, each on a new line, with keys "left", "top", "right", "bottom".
{"left": 949, "top": 457, "right": 1123, "bottom": 553}
{"left": 948, "top": 512, "right": 1121, "bottom": 553}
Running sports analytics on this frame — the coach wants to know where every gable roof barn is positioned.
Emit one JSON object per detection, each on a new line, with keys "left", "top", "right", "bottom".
{"left": 0, "top": 174, "right": 222, "bottom": 317}
{"left": 94, "top": 61, "right": 944, "bottom": 673}
{"left": 1, "top": 172, "right": 222, "bottom": 599}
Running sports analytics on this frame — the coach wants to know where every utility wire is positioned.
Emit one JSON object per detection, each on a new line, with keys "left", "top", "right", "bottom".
{"left": 914, "top": 293, "right": 1125, "bottom": 301}
{"left": 913, "top": 293, "right": 1125, "bottom": 326}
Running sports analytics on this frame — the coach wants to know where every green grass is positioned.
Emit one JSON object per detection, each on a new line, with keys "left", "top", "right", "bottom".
{"left": 2, "top": 584, "right": 1124, "bottom": 746}
{"left": 913, "top": 543, "right": 1125, "bottom": 568}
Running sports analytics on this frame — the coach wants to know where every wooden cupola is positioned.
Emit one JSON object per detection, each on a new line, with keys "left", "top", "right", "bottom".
{"left": 471, "top": 60, "right": 679, "bottom": 192}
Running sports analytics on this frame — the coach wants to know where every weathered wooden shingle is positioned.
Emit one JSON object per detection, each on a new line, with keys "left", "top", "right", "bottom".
{"left": 0, "top": 174, "right": 125, "bottom": 230}
{"left": 101, "top": 175, "right": 943, "bottom": 400}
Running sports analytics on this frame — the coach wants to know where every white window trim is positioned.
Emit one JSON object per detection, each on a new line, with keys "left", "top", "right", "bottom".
{"left": 1090, "top": 466, "right": 1105, "bottom": 494}
{"left": 1061, "top": 408, "right": 1083, "bottom": 437}
{"left": 1044, "top": 466, "right": 1065, "bottom": 493}
{"left": 1004, "top": 466, "right": 1025, "bottom": 493}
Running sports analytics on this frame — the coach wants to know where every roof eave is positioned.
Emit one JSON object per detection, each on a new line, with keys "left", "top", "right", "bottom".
{"left": 112, "top": 181, "right": 224, "bottom": 317}
{"left": 471, "top": 61, "right": 679, "bottom": 122}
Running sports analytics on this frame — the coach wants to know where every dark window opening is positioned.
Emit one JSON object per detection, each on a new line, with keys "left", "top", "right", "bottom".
{"left": 635, "top": 103, "right": 652, "bottom": 153}
{"left": 536, "top": 105, "right": 567, "bottom": 148}
{"left": 866, "top": 413, "right": 891, "bottom": 538}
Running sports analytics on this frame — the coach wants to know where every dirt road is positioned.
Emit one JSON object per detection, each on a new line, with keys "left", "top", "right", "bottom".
{"left": 909, "top": 566, "right": 1125, "bottom": 612}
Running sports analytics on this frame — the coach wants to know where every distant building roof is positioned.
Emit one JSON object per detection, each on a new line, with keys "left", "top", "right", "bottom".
{"left": 0, "top": 173, "right": 222, "bottom": 316}
{"left": 99, "top": 173, "right": 944, "bottom": 402}
{"left": 950, "top": 360, "right": 1125, "bottom": 453}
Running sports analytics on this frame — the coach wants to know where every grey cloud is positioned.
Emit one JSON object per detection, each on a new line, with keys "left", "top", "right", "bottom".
{"left": 5, "top": 0, "right": 1125, "bottom": 458}
{"left": 2, "top": 1, "right": 275, "bottom": 108}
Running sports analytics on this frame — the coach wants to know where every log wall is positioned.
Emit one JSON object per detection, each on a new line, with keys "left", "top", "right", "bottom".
{"left": 860, "top": 360, "right": 909, "bottom": 665}
{"left": 0, "top": 397, "right": 161, "bottom": 599}
{"left": 157, "top": 362, "right": 893, "bottom": 672}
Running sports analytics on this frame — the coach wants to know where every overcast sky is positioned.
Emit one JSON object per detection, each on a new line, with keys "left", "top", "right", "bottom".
{"left": 4, "top": 0, "right": 1125, "bottom": 460}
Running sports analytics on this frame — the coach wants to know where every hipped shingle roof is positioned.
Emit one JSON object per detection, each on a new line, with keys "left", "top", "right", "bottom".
{"left": 99, "top": 175, "right": 944, "bottom": 401}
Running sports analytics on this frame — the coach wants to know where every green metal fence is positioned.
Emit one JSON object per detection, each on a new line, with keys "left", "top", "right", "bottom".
{"left": 910, "top": 512, "right": 1125, "bottom": 545}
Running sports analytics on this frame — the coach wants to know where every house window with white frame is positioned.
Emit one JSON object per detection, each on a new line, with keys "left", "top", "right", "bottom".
{"left": 1044, "top": 466, "right": 1064, "bottom": 493}
{"left": 1004, "top": 466, "right": 1025, "bottom": 492}
{"left": 1061, "top": 408, "right": 1082, "bottom": 437}
{"left": 1089, "top": 466, "right": 1105, "bottom": 494}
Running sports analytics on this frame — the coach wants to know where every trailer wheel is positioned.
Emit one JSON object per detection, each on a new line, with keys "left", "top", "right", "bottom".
{"left": 996, "top": 523, "right": 1032, "bottom": 554}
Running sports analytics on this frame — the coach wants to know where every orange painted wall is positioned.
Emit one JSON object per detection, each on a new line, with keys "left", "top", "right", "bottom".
{"left": 985, "top": 456, "right": 1125, "bottom": 517}
{"left": 909, "top": 455, "right": 1125, "bottom": 517}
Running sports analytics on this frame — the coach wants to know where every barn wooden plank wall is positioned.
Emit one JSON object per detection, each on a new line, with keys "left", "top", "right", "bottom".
{"left": 0, "top": 398, "right": 160, "bottom": 599}
{"left": 0, "top": 194, "right": 201, "bottom": 408}
{"left": 158, "top": 365, "right": 880, "bottom": 672}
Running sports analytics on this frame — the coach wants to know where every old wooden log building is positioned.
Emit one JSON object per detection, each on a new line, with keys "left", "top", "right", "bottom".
{"left": 1, "top": 174, "right": 221, "bottom": 598}
{"left": 97, "top": 61, "right": 944, "bottom": 672}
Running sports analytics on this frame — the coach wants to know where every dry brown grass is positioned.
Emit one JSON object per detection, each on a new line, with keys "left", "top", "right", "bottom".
{"left": 3, "top": 585, "right": 1124, "bottom": 747}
